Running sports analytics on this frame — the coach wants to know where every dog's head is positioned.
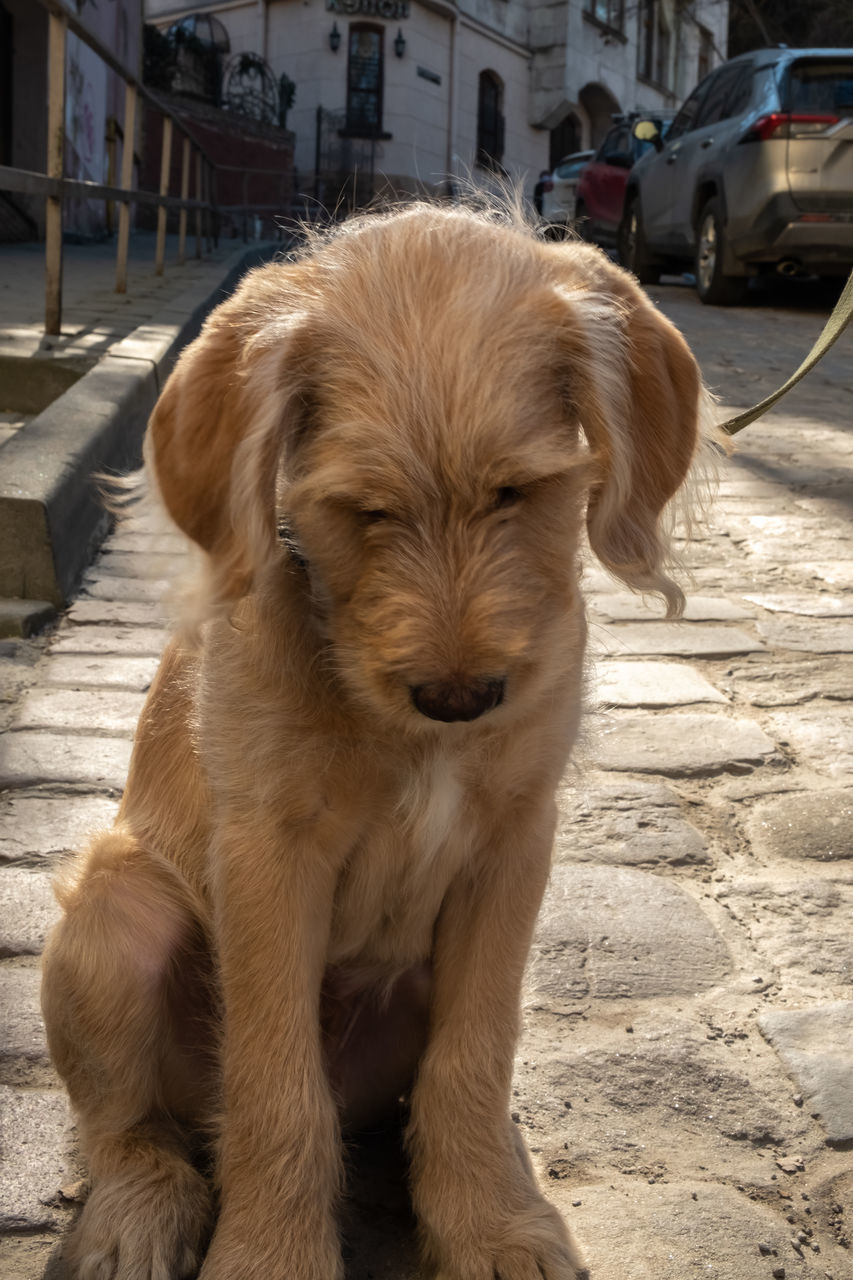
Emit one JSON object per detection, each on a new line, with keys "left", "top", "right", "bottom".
{"left": 147, "top": 204, "right": 714, "bottom": 729}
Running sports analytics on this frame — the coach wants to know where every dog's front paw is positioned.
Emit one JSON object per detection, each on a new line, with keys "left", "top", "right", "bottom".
{"left": 423, "top": 1193, "right": 588, "bottom": 1280}
{"left": 67, "top": 1160, "right": 211, "bottom": 1280}
{"left": 198, "top": 1216, "right": 345, "bottom": 1280}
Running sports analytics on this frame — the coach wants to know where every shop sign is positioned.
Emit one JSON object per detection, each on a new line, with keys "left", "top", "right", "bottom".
{"left": 327, "top": 0, "right": 410, "bottom": 18}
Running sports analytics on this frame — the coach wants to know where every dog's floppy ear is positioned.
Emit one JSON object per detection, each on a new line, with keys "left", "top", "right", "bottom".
{"left": 550, "top": 245, "right": 714, "bottom": 616}
{"left": 146, "top": 265, "right": 309, "bottom": 604}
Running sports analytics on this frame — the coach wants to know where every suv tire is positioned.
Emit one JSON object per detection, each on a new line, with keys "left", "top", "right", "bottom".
{"left": 619, "top": 196, "right": 661, "bottom": 285}
{"left": 695, "top": 198, "right": 747, "bottom": 306}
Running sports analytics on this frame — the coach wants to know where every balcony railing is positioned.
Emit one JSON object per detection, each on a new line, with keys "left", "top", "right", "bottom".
{"left": 0, "top": 0, "right": 289, "bottom": 336}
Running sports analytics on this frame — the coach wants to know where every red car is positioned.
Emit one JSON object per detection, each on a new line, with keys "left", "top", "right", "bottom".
{"left": 575, "top": 115, "right": 669, "bottom": 249}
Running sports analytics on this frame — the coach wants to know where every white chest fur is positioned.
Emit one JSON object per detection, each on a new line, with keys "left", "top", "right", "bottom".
{"left": 397, "top": 752, "right": 464, "bottom": 868}
{"left": 329, "top": 748, "right": 474, "bottom": 970}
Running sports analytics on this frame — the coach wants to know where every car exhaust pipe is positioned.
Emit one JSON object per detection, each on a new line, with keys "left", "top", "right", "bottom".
{"left": 776, "top": 259, "right": 802, "bottom": 277}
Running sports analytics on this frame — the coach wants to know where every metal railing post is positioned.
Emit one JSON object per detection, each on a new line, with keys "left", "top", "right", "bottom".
{"left": 195, "top": 151, "right": 202, "bottom": 258}
{"left": 155, "top": 113, "right": 172, "bottom": 276}
{"left": 45, "top": 9, "right": 66, "bottom": 335}
{"left": 105, "top": 116, "right": 117, "bottom": 234}
{"left": 115, "top": 80, "right": 137, "bottom": 294}
{"left": 178, "top": 135, "right": 190, "bottom": 264}
{"left": 204, "top": 161, "right": 212, "bottom": 252}
{"left": 211, "top": 165, "right": 219, "bottom": 248}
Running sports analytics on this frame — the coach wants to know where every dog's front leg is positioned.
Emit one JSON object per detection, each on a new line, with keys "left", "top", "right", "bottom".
{"left": 408, "top": 800, "right": 588, "bottom": 1280}
{"left": 199, "top": 818, "right": 345, "bottom": 1280}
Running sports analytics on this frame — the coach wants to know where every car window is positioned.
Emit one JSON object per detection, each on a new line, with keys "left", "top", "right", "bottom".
{"left": 595, "top": 126, "right": 622, "bottom": 161}
{"left": 785, "top": 60, "right": 853, "bottom": 114}
{"left": 695, "top": 65, "right": 753, "bottom": 127}
{"left": 667, "top": 78, "right": 713, "bottom": 140}
{"left": 555, "top": 158, "right": 589, "bottom": 180}
{"left": 604, "top": 126, "right": 631, "bottom": 159}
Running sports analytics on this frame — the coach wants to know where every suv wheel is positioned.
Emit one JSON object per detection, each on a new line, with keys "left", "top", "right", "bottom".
{"left": 619, "top": 197, "right": 661, "bottom": 285}
{"left": 695, "top": 198, "right": 747, "bottom": 305}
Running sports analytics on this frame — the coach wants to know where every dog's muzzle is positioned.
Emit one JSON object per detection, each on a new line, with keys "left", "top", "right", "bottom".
{"left": 410, "top": 678, "right": 505, "bottom": 723}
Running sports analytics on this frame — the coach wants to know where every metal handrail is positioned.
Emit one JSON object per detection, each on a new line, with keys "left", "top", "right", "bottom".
{"left": 0, "top": 0, "right": 290, "bottom": 335}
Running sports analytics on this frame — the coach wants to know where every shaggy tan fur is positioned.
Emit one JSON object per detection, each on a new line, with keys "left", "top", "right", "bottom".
{"left": 42, "top": 201, "right": 713, "bottom": 1280}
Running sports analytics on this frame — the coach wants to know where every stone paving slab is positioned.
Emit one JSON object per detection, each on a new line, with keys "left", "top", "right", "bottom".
{"left": 716, "top": 879, "right": 853, "bottom": 999}
{"left": 760, "top": 1003, "right": 853, "bottom": 1145}
{"left": 519, "top": 1016, "right": 814, "bottom": 1189}
{"left": 65, "top": 598, "right": 167, "bottom": 627}
{"left": 593, "top": 623, "right": 764, "bottom": 658}
{"left": 770, "top": 708, "right": 853, "bottom": 780}
{"left": 0, "top": 867, "right": 59, "bottom": 956}
{"left": 593, "top": 711, "right": 777, "bottom": 776}
{"left": 756, "top": 618, "right": 853, "bottom": 653}
{"left": 76, "top": 576, "right": 171, "bottom": 605}
{"left": 0, "top": 1087, "right": 78, "bottom": 1233}
{"left": 721, "top": 658, "right": 853, "bottom": 707}
{"left": 747, "top": 791, "right": 853, "bottom": 863}
{"left": 593, "top": 660, "right": 728, "bottom": 707}
{"left": 744, "top": 593, "right": 853, "bottom": 618}
{"left": 797, "top": 562, "right": 853, "bottom": 590}
{"left": 105, "top": 531, "right": 186, "bottom": 555}
{"left": 0, "top": 963, "right": 50, "bottom": 1063}
{"left": 42, "top": 655, "right": 159, "bottom": 692}
{"left": 591, "top": 594, "right": 755, "bottom": 622}
{"left": 0, "top": 793, "right": 118, "bottom": 865}
{"left": 0, "top": 732, "right": 132, "bottom": 791}
{"left": 555, "top": 778, "right": 710, "bottom": 867}
{"left": 48, "top": 626, "right": 168, "bottom": 657}
{"left": 528, "top": 864, "right": 732, "bottom": 1007}
{"left": 743, "top": 537, "right": 853, "bottom": 568}
{"left": 12, "top": 688, "right": 146, "bottom": 737}
{"left": 559, "top": 1181, "right": 842, "bottom": 1280}
{"left": 92, "top": 551, "right": 183, "bottom": 579}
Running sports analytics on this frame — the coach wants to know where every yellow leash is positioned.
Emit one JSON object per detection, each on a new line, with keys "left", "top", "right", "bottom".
{"left": 719, "top": 268, "right": 853, "bottom": 436}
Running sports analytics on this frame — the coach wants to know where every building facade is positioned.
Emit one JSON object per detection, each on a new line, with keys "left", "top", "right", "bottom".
{"left": 144, "top": 0, "right": 728, "bottom": 207}
{"left": 1, "top": 0, "right": 142, "bottom": 239}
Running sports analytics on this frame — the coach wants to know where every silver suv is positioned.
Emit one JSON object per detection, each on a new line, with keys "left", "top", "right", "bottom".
{"left": 619, "top": 48, "right": 853, "bottom": 304}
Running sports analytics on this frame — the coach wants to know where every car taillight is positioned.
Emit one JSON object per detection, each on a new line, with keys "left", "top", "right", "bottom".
{"left": 543, "top": 180, "right": 554, "bottom": 192}
{"left": 740, "top": 112, "right": 839, "bottom": 142}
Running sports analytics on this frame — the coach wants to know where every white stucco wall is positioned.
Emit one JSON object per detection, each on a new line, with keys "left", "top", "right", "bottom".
{"left": 145, "top": 0, "right": 727, "bottom": 203}
{"left": 532, "top": 0, "right": 729, "bottom": 149}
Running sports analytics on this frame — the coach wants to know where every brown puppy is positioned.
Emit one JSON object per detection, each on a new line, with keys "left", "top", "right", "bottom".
{"left": 42, "top": 201, "right": 713, "bottom": 1280}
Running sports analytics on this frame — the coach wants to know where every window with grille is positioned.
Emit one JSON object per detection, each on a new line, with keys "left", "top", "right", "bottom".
{"left": 585, "top": 0, "right": 624, "bottom": 32}
{"left": 638, "top": 0, "right": 672, "bottom": 90}
{"left": 346, "top": 24, "right": 383, "bottom": 136}
{"left": 476, "top": 71, "right": 505, "bottom": 169}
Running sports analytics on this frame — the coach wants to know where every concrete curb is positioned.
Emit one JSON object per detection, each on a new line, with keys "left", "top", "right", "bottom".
{"left": 0, "top": 242, "right": 279, "bottom": 619}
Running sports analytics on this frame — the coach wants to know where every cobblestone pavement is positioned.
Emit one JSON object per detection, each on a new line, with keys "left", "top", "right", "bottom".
{"left": 1, "top": 277, "right": 852, "bottom": 1279}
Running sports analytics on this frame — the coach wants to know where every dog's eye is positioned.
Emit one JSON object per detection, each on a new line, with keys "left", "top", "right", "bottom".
{"left": 493, "top": 486, "right": 524, "bottom": 510}
{"left": 361, "top": 508, "right": 390, "bottom": 524}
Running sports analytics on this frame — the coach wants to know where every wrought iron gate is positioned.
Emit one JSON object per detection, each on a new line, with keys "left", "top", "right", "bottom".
{"left": 313, "top": 106, "right": 377, "bottom": 217}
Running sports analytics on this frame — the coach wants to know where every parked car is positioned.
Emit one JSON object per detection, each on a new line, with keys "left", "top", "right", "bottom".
{"left": 574, "top": 118, "right": 668, "bottom": 247}
{"left": 619, "top": 47, "right": 853, "bottom": 304}
{"left": 540, "top": 150, "right": 594, "bottom": 232}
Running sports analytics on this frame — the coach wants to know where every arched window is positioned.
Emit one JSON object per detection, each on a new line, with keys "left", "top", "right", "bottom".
{"left": 476, "top": 71, "right": 504, "bottom": 170}
{"left": 346, "top": 23, "right": 384, "bottom": 137}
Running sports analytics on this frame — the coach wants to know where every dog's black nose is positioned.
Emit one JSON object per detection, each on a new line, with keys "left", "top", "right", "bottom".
{"left": 410, "top": 678, "right": 505, "bottom": 723}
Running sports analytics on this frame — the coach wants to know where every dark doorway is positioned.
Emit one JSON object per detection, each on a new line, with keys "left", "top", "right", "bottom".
{"left": 549, "top": 113, "right": 581, "bottom": 168}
